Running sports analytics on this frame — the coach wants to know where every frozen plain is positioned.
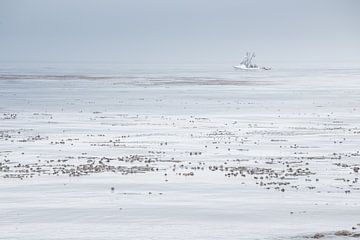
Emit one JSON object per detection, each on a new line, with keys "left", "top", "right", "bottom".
{"left": 0, "top": 64, "right": 360, "bottom": 239}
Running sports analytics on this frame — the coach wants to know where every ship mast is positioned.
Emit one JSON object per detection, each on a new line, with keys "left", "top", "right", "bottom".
{"left": 240, "top": 52, "right": 256, "bottom": 67}
{"left": 248, "top": 52, "right": 255, "bottom": 66}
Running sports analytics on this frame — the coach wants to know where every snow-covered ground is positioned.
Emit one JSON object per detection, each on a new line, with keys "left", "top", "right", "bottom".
{"left": 0, "top": 65, "right": 360, "bottom": 239}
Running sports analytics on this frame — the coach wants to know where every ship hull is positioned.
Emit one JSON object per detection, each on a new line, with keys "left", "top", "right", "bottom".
{"left": 233, "top": 65, "right": 260, "bottom": 70}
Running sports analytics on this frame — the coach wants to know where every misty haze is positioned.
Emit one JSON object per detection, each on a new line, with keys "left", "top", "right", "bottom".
{"left": 0, "top": 1, "right": 360, "bottom": 240}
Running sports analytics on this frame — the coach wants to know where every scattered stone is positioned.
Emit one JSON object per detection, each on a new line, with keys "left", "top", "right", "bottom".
{"left": 334, "top": 230, "right": 352, "bottom": 236}
{"left": 312, "top": 233, "right": 325, "bottom": 239}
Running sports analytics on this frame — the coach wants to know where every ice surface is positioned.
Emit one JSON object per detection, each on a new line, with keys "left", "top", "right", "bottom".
{"left": 0, "top": 64, "right": 359, "bottom": 239}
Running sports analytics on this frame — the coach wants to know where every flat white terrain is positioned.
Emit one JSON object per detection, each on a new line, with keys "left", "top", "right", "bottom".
{"left": 0, "top": 65, "right": 359, "bottom": 239}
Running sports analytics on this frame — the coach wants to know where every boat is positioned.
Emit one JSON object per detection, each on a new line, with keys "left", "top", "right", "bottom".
{"left": 233, "top": 52, "right": 271, "bottom": 70}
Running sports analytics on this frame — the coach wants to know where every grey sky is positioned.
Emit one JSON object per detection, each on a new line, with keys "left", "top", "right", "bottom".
{"left": 0, "top": 0, "right": 359, "bottom": 64}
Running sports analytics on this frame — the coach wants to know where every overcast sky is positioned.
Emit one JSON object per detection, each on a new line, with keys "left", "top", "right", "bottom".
{"left": 0, "top": 0, "right": 359, "bottom": 64}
